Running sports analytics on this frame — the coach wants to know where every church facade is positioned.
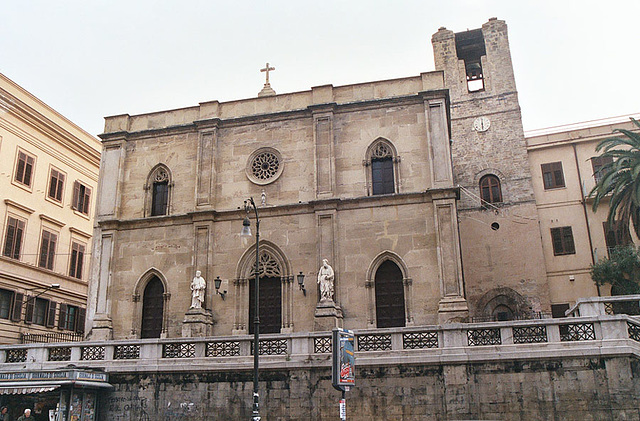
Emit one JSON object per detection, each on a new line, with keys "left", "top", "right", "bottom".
{"left": 87, "top": 18, "right": 554, "bottom": 341}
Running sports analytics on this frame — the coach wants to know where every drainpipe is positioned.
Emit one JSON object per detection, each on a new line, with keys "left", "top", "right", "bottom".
{"left": 572, "top": 144, "right": 600, "bottom": 296}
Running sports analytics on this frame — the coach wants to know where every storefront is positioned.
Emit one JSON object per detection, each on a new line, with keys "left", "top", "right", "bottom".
{"left": 0, "top": 369, "right": 111, "bottom": 421}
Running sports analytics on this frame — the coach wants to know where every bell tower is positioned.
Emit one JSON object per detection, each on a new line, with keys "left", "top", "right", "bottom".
{"left": 432, "top": 18, "right": 551, "bottom": 320}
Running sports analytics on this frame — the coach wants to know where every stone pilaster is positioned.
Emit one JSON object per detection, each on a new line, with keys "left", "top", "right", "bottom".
{"left": 433, "top": 194, "right": 468, "bottom": 323}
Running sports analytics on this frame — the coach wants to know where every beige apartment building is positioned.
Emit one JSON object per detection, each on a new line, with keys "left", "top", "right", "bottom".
{"left": 526, "top": 115, "right": 640, "bottom": 315}
{"left": 0, "top": 73, "right": 100, "bottom": 344}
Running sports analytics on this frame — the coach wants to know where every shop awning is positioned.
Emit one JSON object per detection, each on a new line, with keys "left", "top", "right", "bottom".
{"left": 0, "top": 379, "right": 113, "bottom": 394}
{"left": 0, "top": 385, "right": 59, "bottom": 395}
{"left": 0, "top": 369, "right": 112, "bottom": 393}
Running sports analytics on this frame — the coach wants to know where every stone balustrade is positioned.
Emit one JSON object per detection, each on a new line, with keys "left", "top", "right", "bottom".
{"left": 567, "top": 295, "right": 640, "bottom": 317}
{"left": 1, "top": 315, "right": 640, "bottom": 373}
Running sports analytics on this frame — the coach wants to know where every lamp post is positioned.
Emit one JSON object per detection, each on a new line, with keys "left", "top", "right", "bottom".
{"left": 241, "top": 197, "right": 261, "bottom": 421}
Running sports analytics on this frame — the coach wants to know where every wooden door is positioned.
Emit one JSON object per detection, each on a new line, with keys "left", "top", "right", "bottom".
{"left": 141, "top": 277, "right": 164, "bottom": 338}
{"left": 374, "top": 261, "right": 406, "bottom": 328}
{"left": 249, "top": 276, "right": 281, "bottom": 334}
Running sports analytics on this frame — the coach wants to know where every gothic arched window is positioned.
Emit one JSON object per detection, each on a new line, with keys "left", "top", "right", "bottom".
{"left": 479, "top": 174, "right": 502, "bottom": 205}
{"left": 364, "top": 139, "right": 399, "bottom": 196}
{"left": 146, "top": 165, "right": 172, "bottom": 217}
{"left": 141, "top": 276, "right": 164, "bottom": 338}
{"left": 374, "top": 260, "right": 406, "bottom": 328}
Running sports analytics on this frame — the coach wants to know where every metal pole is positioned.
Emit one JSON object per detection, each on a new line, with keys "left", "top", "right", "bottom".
{"left": 250, "top": 197, "right": 261, "bottom": 421}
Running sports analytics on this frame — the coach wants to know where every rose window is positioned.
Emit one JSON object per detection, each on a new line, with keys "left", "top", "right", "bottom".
{"left": 246, "top": 148, "right": 284, "bottom": 185}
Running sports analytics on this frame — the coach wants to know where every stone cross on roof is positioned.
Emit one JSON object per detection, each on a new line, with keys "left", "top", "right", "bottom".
{"left": 258, "top": 62, "right": 276, "bottom": 97}
{"left": 261, "top": 63, "right": 275, "bottom": 84}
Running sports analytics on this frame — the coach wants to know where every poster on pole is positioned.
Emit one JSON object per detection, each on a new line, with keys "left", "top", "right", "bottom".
{"left": 332, "top": 328, "right": 355, "bottom": 391}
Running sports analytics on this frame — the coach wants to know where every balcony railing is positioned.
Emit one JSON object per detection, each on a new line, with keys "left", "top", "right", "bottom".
{"left": 21, "top": 332, "right": 83, "bottom": 344}
{"left": 2, "top": 314, "right": 640, "bottom": 372}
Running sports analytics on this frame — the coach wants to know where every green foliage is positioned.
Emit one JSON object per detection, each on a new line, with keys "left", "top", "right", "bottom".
{"left": 590, "top": 245, "right": 640, "bottom": 295}
{"left": 589, "top": 118, "right": 640, "bottom": 238}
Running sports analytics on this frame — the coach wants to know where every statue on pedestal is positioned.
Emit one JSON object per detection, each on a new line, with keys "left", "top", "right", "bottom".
{"left": 317, "top": 259, "right": 335, "bottom": 302}
{"left": 190, "top": 270, "right": 206, "bottom": 309}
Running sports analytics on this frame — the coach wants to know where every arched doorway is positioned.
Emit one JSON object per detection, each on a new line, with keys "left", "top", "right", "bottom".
{"left": 374, "top": 260, "right": 406, "bottom": 328}
{"left": 249, "top": 275, "right": 282, "bottom": 334}
{"left": 141, "top": 276, "right": 164, "bottom": 338}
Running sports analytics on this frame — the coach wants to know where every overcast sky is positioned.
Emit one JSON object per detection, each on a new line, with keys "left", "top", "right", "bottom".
{"left": 1, "top": 1, "right": 638, "bottom": 137}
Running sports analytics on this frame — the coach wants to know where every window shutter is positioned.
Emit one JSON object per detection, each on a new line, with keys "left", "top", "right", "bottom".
{"left": 3, "top": 220, "right": 15, "bottom": 257}
{"left": 72, "top": 181, "right": 80, "bottom": 210}
{"left": 24, "top": 156, "right": 34, "bottom": 186}
{"left": 24, "top": 296, "right": 34, "bottom": 324}
{"left": 58, "top": 303, "right": 68, "bottom": 329}
{"left": 49, "top": 171, "right": 57, "bottom": 199}
{"left": 46, "top": 301, "right": 57, "bottom": 328}
{"left": 13, "top": 220, "right": 24, "bottom": 260}
{"left": 16, "top": 153, "right": 26, "bottom": 183}
{"left": 11, "top": 293, "right": 23, "bottom": 322}
{"left": 76, "top": 308, "right": 86, "bottom": 334}
{"left": 84, "top": 188, "right": 91, "bottom": 214}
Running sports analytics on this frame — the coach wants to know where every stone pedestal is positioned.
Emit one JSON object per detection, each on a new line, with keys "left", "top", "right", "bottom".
{"left": 438, "top": 297, "right": 469, "bottom": 324}
{"left": 89, "top": 314, "right": 113, "bottom": 341}
{"left": 314, "top": 299, "right": 344, "bottom": 331}
{"left": 182, "top": 308, "right": 215, "bottom": 337}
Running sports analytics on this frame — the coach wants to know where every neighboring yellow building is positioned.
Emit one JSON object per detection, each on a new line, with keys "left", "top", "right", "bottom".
{"left": 0, "top": 73, "right": 101, "bottom": 344}
{"left": 526, "top": 115, "right": 640, "bottom": 316}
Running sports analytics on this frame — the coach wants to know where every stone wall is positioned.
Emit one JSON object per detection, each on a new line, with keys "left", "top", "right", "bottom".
{"left": 101, "top": 356, "right": 640, "bottom": 420}
{"left": 431, "top": 19, "right": 550, "bottom": 320}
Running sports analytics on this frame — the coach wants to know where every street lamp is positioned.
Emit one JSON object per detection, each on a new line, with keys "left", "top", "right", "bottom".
{"left": 241, "top": 197, "right": 261, "bottom": 421}
{"left": 297, "top": 272, "right": 306, "bottom": 296}
{"left": 214, "top": 276, "right": 226, "bottom": 300}
{"left": 25, "top": 283, "right": 60, "bottom": 302}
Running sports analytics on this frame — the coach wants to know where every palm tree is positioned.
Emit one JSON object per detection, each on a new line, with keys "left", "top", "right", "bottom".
{"left": 590, "top": 118, "right": 640, "bottom": 238}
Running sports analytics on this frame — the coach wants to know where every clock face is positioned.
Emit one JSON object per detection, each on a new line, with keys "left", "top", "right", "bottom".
{"left": 473, "top": 116, "right": 490, "bottom": 132}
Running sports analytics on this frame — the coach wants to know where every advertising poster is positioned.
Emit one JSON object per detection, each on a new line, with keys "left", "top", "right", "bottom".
{"left": 332, "top": 328, "right": 355, "bottom": 391}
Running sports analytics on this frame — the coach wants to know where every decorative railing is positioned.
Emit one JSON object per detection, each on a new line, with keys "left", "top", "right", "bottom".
{"left": 604, "top": 301, "right": 640, "bottom": 316}
{"left": 114, "top": 344, "right": 140, "bottom": 360}
{"left": 3, "top": 315, "right": 640, "bottom": 370}
{"left": 81, "top": 346, "right": 105, "bottom": 361}
{"left": 22, "top": 332, "right": 83, "bottom": 344}
{"left": 163, "top": 343, "right": 196, "bottom": 359}
{"left": 471, "top": 312, "right": 552, "bottom": 323}
{"left": 207, "top": 340, "right": 240, "bottom": 357}
{"left": 251, "top": 339, "right": 288, "bottom": 356}
{"left": 313, "top": 336, "right": 331, "bottom": 354}
{"left": 357, "top": 333, "right": 392, "bottom": 351}
{"left": 559, "top": 323, "right": 596, "bottom": 341}
{"left": 568, "top": 295, "right": 640, "bottom": 317}
{"left": 403, "top": 331, "right": 438, "bottom": 349}
{"left": 513, "top": 325, "right": 547, "bottom": 344}
{"left": 628, "top": 321, "right": 640, "bottom": 342}
{"left": 48, "top": 347, "right": 71, "bottom": 362}
{"left": 467, "top": 328, "right": 501, "bottom": 346}
{"left": 5, "top": 349, "right": 27, "bottom": 363}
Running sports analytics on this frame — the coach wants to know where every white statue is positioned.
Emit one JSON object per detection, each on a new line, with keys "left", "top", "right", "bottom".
{"left": 190, "top": 270, "right": 206, "bottom": 309}
{"left": 317, "top": 259, "right": 335, "bottom": 302}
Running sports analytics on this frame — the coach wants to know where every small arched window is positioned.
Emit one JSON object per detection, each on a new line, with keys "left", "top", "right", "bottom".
{"left": 146, "top": 165, "right": 172, "bottom": 217}
{"left": 479, "top": 174, "right": 502, "bottom": 205}
{"left": 492, "top": 304, "right": 514, "bottom": 321}
{"left": 365, "top": 139, "right": 399, "bottom": 196}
